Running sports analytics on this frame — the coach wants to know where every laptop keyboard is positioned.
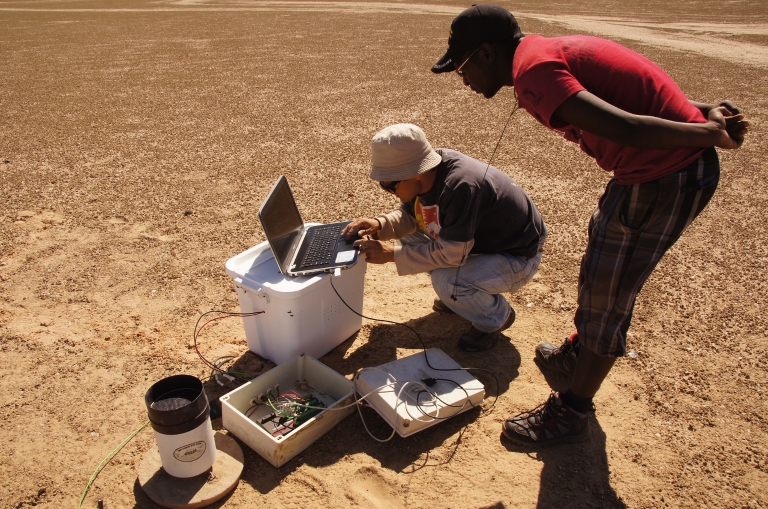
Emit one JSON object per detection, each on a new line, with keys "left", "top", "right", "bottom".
{"left": 300, "top": 224, "right": 343, "bottom": 267}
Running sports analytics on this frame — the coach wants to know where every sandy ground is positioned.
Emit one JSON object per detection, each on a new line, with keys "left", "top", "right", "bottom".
{"left": 1, "top": 0, "right": 767, "bottom": 507}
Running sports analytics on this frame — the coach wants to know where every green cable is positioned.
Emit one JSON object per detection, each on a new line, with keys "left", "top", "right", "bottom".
{"left": 266, "top": 392, "right": 294, "bottom": 419}
{"left": 77, "top": 370, "right": 255, "bottom": 507}
{"left": 77, "top": 420, "right": 149, "bottom": 509}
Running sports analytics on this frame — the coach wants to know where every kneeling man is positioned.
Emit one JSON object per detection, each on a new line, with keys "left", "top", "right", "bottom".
{"left": 342, "top": 123, "right": 546, "bottom": 351}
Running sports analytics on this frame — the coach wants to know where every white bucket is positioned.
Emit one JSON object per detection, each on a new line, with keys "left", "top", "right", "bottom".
{"left": 145, "top": 375, "right": 217, "bottom": 478}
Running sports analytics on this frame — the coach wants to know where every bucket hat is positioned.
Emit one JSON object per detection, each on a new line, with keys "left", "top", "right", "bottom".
{"left": 370, "top": 124, "right": 442, "bottom": 181}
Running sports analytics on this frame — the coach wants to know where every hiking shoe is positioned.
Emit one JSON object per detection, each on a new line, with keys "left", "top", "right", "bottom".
{"left": 534, "top": 333, "right": 579, "bottom": 379}
{"left": 458, "top": 308, "right": 515, "bottom": 352}
{"left": 432, "top": 297, "right": 455, "bottom": 314}
{"left": 503, "top": 392, "right": 591, "bottom": 447}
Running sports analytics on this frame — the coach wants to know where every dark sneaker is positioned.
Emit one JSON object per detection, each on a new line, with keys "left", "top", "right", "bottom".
{"left": 432, "top": 297, "right": 455, "bottom": 314}
{"left": 503, "top": 392, "right": 591, "bottom": 446}
{"left": 534, "top": 333, "right": 579, "bottom": 379}
{"left": 457, "top": 308, "right": 515, "bottom": 352}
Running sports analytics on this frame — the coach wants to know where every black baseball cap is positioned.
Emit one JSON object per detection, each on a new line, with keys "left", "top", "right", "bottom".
{"left": 432, "top": 4, "right": 521, "bottom": 74}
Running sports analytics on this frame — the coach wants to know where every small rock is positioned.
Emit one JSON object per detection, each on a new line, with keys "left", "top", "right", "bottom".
{"left": 627, "top": 350, "right": 639, "bottom": 359}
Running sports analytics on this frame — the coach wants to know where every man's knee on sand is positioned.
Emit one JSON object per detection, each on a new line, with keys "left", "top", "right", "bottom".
{"left": 429, "top": 266, "right": 479, "bottom": 308}
{"left": 430, "top": 251, "right": 541, "bottom": 295}
{"left": 428, "top": 250, "right": 543, "bottom": 330}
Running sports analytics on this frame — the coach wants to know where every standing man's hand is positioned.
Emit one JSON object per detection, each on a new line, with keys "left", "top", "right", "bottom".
{"left": 691, "top": 100, "right": 748, "bottom": 148}
{"left": 707, "top": 106, "right": 749, "bottom": 149}
{"left": 691, "top": 99, "right": 741, "bottom": 117}
{"left": 341, "top": 217, "right": 381, "bottom": 241}
{"left": 717, "top": 100, "right": 740, "bottom": 116}
{"left": 353, "top": 239, "right": 394, "bottom": 264}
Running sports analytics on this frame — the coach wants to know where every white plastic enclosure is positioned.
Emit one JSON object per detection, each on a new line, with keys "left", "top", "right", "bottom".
{"left": 220, "top": 355, "right": 354, "bottom": 467}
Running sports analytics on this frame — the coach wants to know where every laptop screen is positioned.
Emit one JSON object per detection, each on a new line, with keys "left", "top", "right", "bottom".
{"left": 258, "top": 176, "right": 304, "bottom": 273}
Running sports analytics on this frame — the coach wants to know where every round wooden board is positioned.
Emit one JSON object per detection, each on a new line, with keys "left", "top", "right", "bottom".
{"left": 137, "top": 432, "right": 244, "bottom": 509}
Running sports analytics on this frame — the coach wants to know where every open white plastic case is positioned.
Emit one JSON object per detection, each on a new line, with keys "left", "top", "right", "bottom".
{"left": 220, "top": 355, "right": 354, "bottom": 467}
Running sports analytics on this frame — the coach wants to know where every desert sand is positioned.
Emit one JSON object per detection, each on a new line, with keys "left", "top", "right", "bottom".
{"left": 1, "top": 0, "right": 767, "bottom": 507}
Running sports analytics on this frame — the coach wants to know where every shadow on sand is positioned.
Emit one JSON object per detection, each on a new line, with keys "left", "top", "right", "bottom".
{"left": 501, "top": 414, "right": 626, "bottom": 509}
{"left": 171, "top": 309, "right": 523, "bottom": 497}
{"left": 131, "top": 308, "right": 622, "bottom": 507}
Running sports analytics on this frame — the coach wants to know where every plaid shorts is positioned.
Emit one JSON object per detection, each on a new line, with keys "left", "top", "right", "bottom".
{"left": 574, "top": 147, "right": 720, "bottom": 357}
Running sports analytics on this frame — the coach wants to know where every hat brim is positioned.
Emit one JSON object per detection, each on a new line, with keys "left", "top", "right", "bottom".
{"left": 431, "top": 51, "right": 455, "bottom": 74}
{"left": 369, "top": 149, "right": 442, "bottom": 181}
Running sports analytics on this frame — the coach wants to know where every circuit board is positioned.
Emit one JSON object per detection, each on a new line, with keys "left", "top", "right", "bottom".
{"left": 251, "top": 392, "right": 325, "bottom": 438}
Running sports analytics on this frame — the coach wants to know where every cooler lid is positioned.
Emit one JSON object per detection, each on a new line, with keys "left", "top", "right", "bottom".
{"left": 225, "top": 240, "right": 327, "bottom": 297}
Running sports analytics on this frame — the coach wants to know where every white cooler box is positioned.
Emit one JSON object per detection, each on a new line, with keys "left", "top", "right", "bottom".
{"left": 225, "top": 239, "right": 366, "bottom": 365}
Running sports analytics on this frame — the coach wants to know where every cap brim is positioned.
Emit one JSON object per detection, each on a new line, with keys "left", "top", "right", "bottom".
{"left": 431, "top": 51, "right": 455, "bottom": 74}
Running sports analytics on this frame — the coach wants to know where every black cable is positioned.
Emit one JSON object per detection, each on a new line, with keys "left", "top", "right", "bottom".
{"left": 450, "top": 245, "right": 468, "bottom": 302}
{"left": 328, "top": 276, "right": 499, "bottom": 413}
{"left": 485, "top": 89, "right": 519, "bottom": 173}
{"left": 193, "top": 310, "right": 265, "bottom": 383}
{"left": 413, "top": 378, "right": 474, "bottom": 420}
{"left": 450, "top": 91, "right": 519, "bottom": 304}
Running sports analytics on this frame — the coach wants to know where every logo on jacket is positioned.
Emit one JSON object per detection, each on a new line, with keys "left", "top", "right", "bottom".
{"left": 415, "top": 198, "right": 441, "bottom": 239}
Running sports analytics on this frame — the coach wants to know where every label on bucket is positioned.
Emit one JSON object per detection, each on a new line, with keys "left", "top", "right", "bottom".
{"left": 173, "top": 441, "right": 207, "bottom": 462}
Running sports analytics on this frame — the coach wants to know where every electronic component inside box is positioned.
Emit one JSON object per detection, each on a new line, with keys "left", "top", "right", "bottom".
{"left": 248, "top": 389, "right": 326, "bottom": 438}
{"left": 221, "top": 355, "right": 354, "bottom": 467}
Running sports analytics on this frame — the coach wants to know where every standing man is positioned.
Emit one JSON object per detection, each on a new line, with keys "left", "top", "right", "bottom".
{"left": 432, "top": 4, "right": 749, "bottom": 446}
{"left": 342, "top": 123, "right": 546, "bottom": 352}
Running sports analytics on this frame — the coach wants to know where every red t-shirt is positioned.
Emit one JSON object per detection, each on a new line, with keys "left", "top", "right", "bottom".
{"left": 513, "top": 35, "right": 706, "bottom": 184}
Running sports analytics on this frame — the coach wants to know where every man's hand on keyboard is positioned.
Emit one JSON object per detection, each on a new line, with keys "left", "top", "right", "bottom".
{"left": 353, "top": 239, "right": 394, "bottom": 264}
{"left": 341, "top": 217, "right": 381, "bottom": 241}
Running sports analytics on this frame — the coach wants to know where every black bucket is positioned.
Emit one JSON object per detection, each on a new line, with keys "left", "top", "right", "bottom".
{"left": 145, "top": 375, "right": 210, "bottom": 436}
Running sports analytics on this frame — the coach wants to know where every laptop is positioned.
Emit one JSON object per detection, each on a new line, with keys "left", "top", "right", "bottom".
{"left": 258, "top": 175, "right": 360, "bottom": 277}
